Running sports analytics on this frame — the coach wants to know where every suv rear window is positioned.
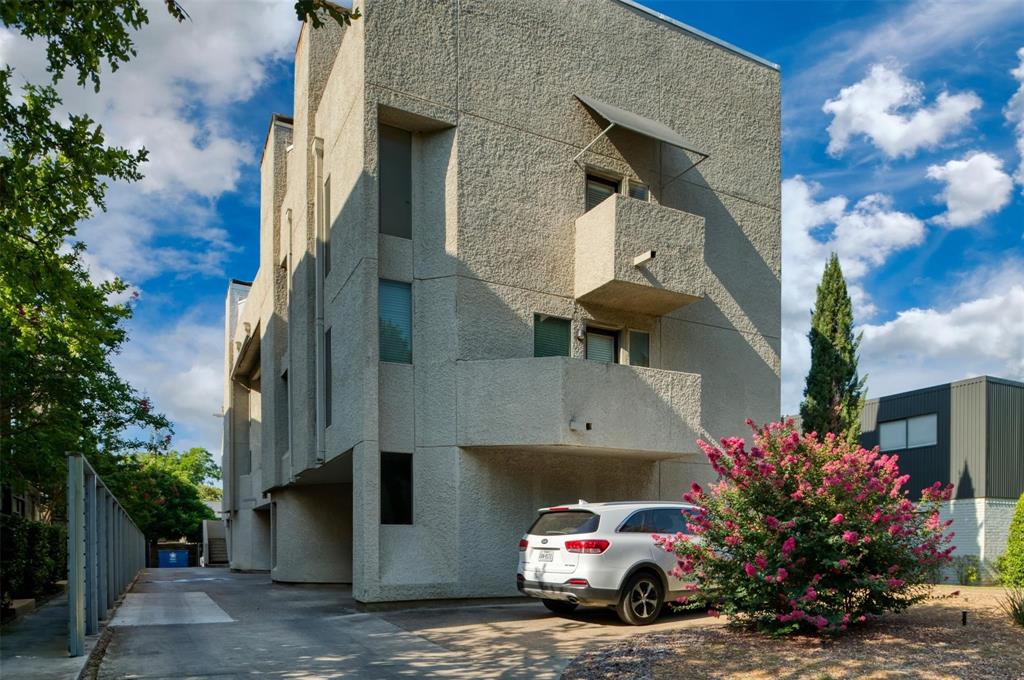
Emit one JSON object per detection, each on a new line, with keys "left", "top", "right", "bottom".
{"left": 528, "top": 511, "right": 599, "bottom": 535}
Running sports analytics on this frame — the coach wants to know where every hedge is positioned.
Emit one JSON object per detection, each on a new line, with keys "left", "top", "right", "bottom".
{"left": 1001, "top": 493, "right": 1024, "bottom": 587}
{"left": 0, "top": 514, "right": 67, "bottom": 607}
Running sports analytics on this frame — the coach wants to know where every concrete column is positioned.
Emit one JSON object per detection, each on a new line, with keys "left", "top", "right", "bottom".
{"left": 67, "top": 454, "right": 85, "bottom": 657}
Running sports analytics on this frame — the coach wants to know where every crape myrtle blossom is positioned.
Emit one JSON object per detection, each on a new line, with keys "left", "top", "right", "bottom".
{"left": 657, "top": 419, "right": 955, "bottom": 635}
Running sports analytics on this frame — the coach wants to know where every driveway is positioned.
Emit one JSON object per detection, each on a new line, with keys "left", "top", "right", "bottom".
{"left": 99, "top": 567, "right": 719, "bottom": 679}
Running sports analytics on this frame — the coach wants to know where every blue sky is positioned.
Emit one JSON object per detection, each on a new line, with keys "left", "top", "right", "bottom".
{"left": 3, "top": 0, "right": 1023, "bottom": 461}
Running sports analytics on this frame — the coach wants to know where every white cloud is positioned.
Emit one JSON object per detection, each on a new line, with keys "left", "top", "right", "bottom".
{"left": 115, "top": 310, "right": 225, "bottom": 457}
{"left": 781, "top": 177, "right": 927, "bottom": 413}
{"left": 823, "top": 64, "right": 980, "bottom": 158}
{"left": 858, "top": 258, "right": 1024, "bottom": 398}
{"left": 1006, "top": 47, "right": 1024, "bottom": 188}
{"left": 926, "top": 152, "right": 1013, "bottom": 227}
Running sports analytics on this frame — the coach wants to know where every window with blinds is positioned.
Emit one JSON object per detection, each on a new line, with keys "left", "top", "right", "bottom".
{"left": 629, "top": 330, "right": 650, "bottom": 367}
{"left": 585, "top": 174, "right": 619, "bottom": 212}
{"left": 628, "top": 181, "right": 649, "bottom": 201}
{"left": 380, "top": 125, "right": 412, "bottom": 239}
{"left": 586, "top": 327, "right": 618, "bottom": 363}
{"left": 379, "top": 280, "right": 412, "bottom": 363}
{"left": 533, "top": 314, "right": 571, "bottom": 357}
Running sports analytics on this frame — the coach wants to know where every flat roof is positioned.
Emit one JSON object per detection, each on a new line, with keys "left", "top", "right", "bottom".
{"left": 865, "top": 376, "right": 1024, "bottom": 404}
{"left": 614, "top": 0, "right": 779, "bottom": 71}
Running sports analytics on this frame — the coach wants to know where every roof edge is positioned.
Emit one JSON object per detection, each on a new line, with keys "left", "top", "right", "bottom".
{"left": 613, "top": 0, "right": 780, "bottom": 72}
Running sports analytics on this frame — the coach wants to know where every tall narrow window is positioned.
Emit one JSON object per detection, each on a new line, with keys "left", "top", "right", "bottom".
{"left": 629, "top": 330, "right": 650, "bottom": 367}
{"left": 379, "top": 280, "right": 412, "bottom": 363}
{"left": 381, "top": 451, "right": 413, "bottom": 524}
{"left": 379, "top": 125, "right": 412, "bottom": 239}
{"left": 281, "top": 370, "right": 289, "bottom": 454}
{"left": 324, "top": 329, "right": 332, "bottom": 427}
{"left": 585, "top": 174, "right": 619, "bottom": 212}
{"left": 323, "top": 176, "right": 332, "bottom": 276}
{"left": 586, "top": 327, "right": 618, "bottom": 363}
{"left": 533, "top": 314, "right": 571, "bottom": 357}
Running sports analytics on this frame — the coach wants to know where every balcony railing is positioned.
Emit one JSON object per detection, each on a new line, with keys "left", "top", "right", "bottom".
{"left": 456, "top": 357, "right": 701, "bottom": 458}
{"left": 575, "top": 194, "right": 704, "bottom": 315}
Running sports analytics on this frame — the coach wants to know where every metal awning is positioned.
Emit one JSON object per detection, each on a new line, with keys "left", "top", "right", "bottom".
{"left": 573, "top": 94, "right": 708, "bottom": 177}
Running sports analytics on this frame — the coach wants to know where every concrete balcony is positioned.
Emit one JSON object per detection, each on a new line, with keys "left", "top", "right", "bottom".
{"left": 456, "top": 357, "right": 701, "bottom": 459}
{"left": 575, "top": 194, "right": 705, "bottom": 315}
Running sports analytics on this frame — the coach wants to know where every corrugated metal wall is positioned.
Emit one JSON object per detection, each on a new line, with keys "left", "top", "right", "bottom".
{"left": 950, "top": 378, "right": 987, "bottom": 500}
{"left": 860, "top": 384, "right": 954, "bottom": 500}
{"left": 986, "top": 378, "right": 1024, "bottom": 499}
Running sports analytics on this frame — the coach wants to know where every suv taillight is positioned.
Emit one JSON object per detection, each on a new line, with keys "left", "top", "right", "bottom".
{"left": 519, "top": 538, "right": 528, "bottom": 551}
{"left": 564, "top": 539, "right": 610, "bottom": 554}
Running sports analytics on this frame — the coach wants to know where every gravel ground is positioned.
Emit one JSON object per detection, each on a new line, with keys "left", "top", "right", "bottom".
{"left": 562, "top": 586, "right": 1024, "bottom": 680}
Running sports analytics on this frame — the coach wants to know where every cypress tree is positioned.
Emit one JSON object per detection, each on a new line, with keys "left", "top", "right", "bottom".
{"left": 799, "top": 254, "right": 865, "bottom": 443}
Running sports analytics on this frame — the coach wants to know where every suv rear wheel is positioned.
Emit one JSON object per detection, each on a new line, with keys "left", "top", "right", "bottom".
{"left": 542, "top": 599, "right": 578, "bottom": 616}
{"left": 616, "top": 572, "right": 664, "bottom": 625}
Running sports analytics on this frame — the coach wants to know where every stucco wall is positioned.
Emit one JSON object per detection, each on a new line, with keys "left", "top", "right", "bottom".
{"left": 225, "top": 0, "right": 780, "bottom": 602}
{"left": 272, "top": 484, "right": 353, "bottom": 583}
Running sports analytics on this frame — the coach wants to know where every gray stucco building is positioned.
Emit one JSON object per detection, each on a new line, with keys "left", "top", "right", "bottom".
{"left": 860, "top": 376, "right": 1024, "bottom": 578}
{"left": 222, "top": 0, "right": 781, "bottom": 602}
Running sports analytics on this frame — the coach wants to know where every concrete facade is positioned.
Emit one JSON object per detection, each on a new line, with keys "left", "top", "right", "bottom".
{"left": 223, "top": 0, "right": 781, "bottom": 602}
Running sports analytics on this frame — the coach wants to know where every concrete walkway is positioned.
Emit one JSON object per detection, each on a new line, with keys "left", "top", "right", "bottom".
{"left": 0, "top": 592, "right": 95, "bottom": 680}
{"left": 99, "top": 568, "right": 720, "bottom": 678}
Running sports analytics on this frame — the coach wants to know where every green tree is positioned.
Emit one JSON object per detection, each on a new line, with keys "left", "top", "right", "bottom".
{"left": 105, "top": 449, "right": 221, "bottom": 541}
{"left": 0, "top": 2, "right": 357, "bottom": 499}
{"left": 1000, "top": 493, "right": 1024, "bottom": 587}
{"left": 799, "top": 254, "right": 865, "bottom": 443}
{"left": 197, "top": 484, "right": 223, "bottom": 503}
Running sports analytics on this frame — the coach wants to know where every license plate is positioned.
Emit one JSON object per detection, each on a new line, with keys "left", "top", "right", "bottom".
{"left": 537, "top": 550, "right": 554, "bottom": 562}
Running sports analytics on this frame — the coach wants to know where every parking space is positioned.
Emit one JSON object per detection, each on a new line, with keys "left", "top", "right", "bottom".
{"left": 98, "top": 568, "right": 719, "bottom": 679}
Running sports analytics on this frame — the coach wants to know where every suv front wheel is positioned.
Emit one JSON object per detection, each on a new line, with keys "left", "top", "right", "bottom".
{"left": 616, "top": 572, "right": 664, "bottom": 625}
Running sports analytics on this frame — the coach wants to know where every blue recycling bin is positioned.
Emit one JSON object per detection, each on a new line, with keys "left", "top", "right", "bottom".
{"left": 157, "top": 549, "right": 189, "bottom": 568}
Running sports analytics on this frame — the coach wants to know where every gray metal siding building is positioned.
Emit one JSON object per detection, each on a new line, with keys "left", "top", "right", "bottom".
{"left": 860, "top": 376, "right": 1024, "bottom": 574}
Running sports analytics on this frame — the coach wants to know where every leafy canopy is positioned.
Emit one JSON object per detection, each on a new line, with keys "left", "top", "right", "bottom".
{"left": 800, "top": 254, "right": 866, "bottom": 444}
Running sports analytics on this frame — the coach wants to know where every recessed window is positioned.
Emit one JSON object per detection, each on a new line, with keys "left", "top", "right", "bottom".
{"left": 879, "top": 414, "right": 938, "bottom": 451}
{"left": 323, "top": 175, "right": 332, "bottom": 276}
{"left": 628, "top": 181, "right": 649, "bottom": 201}
{"left": 585, "top": 174, "right": 619, "bottom": 212}
{"left": 381, "top": 452, "right": 412, "bottom": 524}
{"left": 379, "top": 280, "right": 412, "bottom": 363}
{"left": 534, "top": 314, "right": 571, "bottom": 357}
{"left": 629, "top": 330, "right": 650, "bottom": 367}
{"left": 586, "top": 327, "right": 618, "bottom": 363}
{"left": 379, "top": 125, "right": 412, "bottom": 239}
{"left": 324, "top": 329, "right": 332, "bottom": 427}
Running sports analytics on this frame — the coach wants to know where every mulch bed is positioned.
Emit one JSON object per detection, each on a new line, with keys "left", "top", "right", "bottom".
{"left": 562, "top": 586, "right": 1024, "bottom": 680}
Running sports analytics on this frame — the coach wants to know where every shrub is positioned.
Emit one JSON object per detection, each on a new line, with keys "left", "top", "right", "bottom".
{"left": 951, "top": 555, "right": 980, "bottom": 585}
{"left": 660, "top": 419, "right": 955, "bottom": 635}
{"left": 999, "top": 587, "right": 1024, "bottom": 627}
{"left": 1, "top": 514, "right": 67, "bottom": 606}
{"left": 999, "top": 493, "right": 1024, "bottom": 587}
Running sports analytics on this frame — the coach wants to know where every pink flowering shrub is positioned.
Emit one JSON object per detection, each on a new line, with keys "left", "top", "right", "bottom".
{"left": 659, "top": 419, "right": 955, "bottom": 635}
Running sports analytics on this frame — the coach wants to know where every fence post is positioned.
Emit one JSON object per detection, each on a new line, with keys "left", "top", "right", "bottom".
{"left": 67, "top": 454, "right": 85, "bottom": 657}
{"left": 97, "top": 489, "right": 108, "bottom": 621}
{"left": 84, "top": 468, "right": 98, "bottom": 635}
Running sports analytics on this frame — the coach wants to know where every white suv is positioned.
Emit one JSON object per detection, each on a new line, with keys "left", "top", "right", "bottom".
{"left": 516, "top": 501, "right": 699, "bottom": 625}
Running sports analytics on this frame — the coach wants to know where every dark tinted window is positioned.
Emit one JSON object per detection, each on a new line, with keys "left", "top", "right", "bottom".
{"left": 381, "top": 452, "right": 412, "bottom": 524}
{"left": 618, "top": 510, "right": 653, "bottom": 533}
{"left": 528, "top": 511, "right": 599, "bottom": 535}
{"left": 652, "top": 508, "right": 689, "bottom": 534}
{"left": 534, "top": 314, "right": 571, "bottom": 357}
{"left": 586, "top": 174, "right": 619, "bottom": 211}
{"left": 380, "top": 125, "right": 412, "bottom": 238}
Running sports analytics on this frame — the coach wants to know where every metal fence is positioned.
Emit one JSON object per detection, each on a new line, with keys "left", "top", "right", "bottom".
{"left": 67, "top": 453, "right": 145, "bottom": 657}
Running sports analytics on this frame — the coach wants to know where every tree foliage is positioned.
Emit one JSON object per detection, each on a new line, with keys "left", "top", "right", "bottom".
{"left": 800, "top": 254, "right": 865, "bottom": 443}
{"left": 660, "top": 420, "right": 955, "bottom": 635}
{"left": 1000, "top": 493, "right": 1024, "bottom": 587}
{"left": 105, "top": 449, "right": 219, "bottom": 542}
